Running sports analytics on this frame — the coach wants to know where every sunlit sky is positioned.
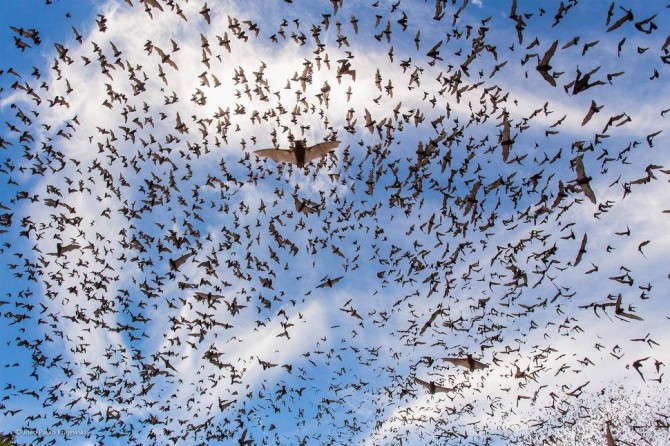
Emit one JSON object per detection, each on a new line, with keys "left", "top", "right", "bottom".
{"left": 1, "top": 1, "right": 669, "bottom": 445}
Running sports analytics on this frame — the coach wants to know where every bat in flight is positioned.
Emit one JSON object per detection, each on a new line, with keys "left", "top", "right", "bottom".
{"left": 415, "top": 377, "right": 457, "bottom": 394}
{"left": 254, "top": 140, "right": 340, "bottom": 168}
{"left": 443, "top": 354, "right": 489, "bottom": 372}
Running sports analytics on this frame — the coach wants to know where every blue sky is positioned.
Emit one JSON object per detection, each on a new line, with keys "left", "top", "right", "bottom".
{"left": 1, "top": 1, "right": 669, "bottom": 445}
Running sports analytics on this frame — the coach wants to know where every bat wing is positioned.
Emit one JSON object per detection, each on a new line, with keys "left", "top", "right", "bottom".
{"left": 434, "top": 384, "right": 455, "bottom": 393}
{"left": 581, "top": 183, "right": 597, "bottom": 204}
{"left": 415, "top": 377, "right": 430, "bottom": 389}
{"left": 574, "top": 156, "right": 587, "bottom": 180}
{"left": 539, "top": 70, "right": 557, "bottom": 87}
{"left": 472, "top": 360, "right": 489, "bottom": 370}
{"left": 170, "top": 252, "right": 193, "bottom": 270}
{"left": 294, "top": 196, "right": 319, "bottom": 215}
{"left": 619, "top": 311, "right": 644, "bottom": 321}
{"left": 194, "top": 292, "right": 225, "bottom": 301}
{"left": 60, "top": 243, "right": 81, "bottom": 254}
{"left": 443, "top": 358, "right": 469, "bottom": 368}
{"left": 539, "top": 40, "right": 558, "bottom": 67}
{"left": 316, "top": 276, "right": 342, "bottom": 288}
{"left": 254, "top": 148, "right": 298, "bottom": 165}
{"left": 419, "top": 309, "right": 443, "bottom": 335}
{"left": 154, "top": 46, "right": 167, "bottom": 59}
{"left": 574, "top": 233, "right": 587, "bottom": 266}
{"left": 500, "top": 116, "right": 513, "bottom": 161}
{"left": 606, "top": 423, "right": 616, "bottom": 446}
{"left": 304, "top": 141, "right": 340, "bottom": 164}
{"left": 581, "top": 101, "right": 597, "bottom": 126}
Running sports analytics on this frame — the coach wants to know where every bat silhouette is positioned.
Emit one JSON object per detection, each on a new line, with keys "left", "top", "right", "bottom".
{"left": 443, "top": 354, "right": 489, "bottom": 372}
{"left": 169, "top": 251, "right": 194, "bottom": 271}
{"left": 48, "top": 242, "right": 81, "bottom": 257}
{"left": 573, "top": 155, "right": 597, "bottom": 204}
{"left": 316, "top": 276, "right": 343, "bottom": 289}
{"left": 615, "top": 294, "right": 643, "bottom": 321}
{"left": 581, "top": 100, "right": 603, "bottom": 126}
{"left": 254, "top": 140, "right": 340, "bottom": 168}
{"left": 536, "top": 40, "right": 558, "bottom": 86}
{"left": 500, "top": 113, "right": 514, "bottom": 162}
{"left": 415, "top": 377, "right": 456, "bottom": 394}
{"left": 574, "top": 233, "right": 587, "bottom": 266}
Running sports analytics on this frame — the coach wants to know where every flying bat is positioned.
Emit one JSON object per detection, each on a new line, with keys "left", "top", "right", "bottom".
{"left": 499, "top": 113, "right": 514, "bottom": 162}
{"left": 574, "top": 233, "right": 587, "bottom": 266}
{"left": 48, "top": 242, "right": 81, "bottom": 257}
{"left": 415, "top": 377, "right": 456, "bottom": 394}
{"left": 581, "top": 100, "right": 603, "bottom": 126}
{"left": 572, "top": 155, "right": 597, "bottom": 204}
{"left": 254, "top": 140, "right": 340, "bottom": 168}
{"left": 536, "top": 40, "right": 558, "bottom": 86}
{"left": 419, "top": 308, "right": 445, "bottom": 335}
{"left": 316, "top": 276, "right": 343, "bottom": 289}
{"left": 293, "top": 195, "right": 321, "bottom": 216}
{"left": 614, "top": 294, "right": 643, "bottom": 321}
{"left": 169, "top": 251, "right": 194, "bottom": 271}
{"left": 443, "top": 354, "right": 489, "bottom": 372}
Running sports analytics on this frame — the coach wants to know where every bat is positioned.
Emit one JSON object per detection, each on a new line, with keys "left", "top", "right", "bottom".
{"left": 49, "top": 243, "right": 81, "bottom": 257}
{"left": 500, "top": 113, "right": 514, "bottom": 162}
{"left": 536, "top": 40, "right": 558, "bottom": 86}
{"left": 293, "top": 195, "right": 321, "bottom": 216}
{"left": 415, "top": 377, "right": 456, "bottom": 394}
{"left": 254, "top": 140, "right": 340, "bottom": 168}
{"left": 316, "top": 276, "right": 343, "bottom": 289}
{"left": 574, "top": 233, "right": 588, "bottom": 266}
{"left": 573, "top": 155, "right": 597, "bottom": 204}
{"left": 169, "top": 251, "right": 193, "bottom": 271}
{"left": 581, "top": 100, "right": 603, "bottom": 126}
{"left": 419, "top": 308, "right": 445, "bottom": 335}
{"left": 443, "top": 355, "right": 489, "bottom": 372}
{"left": 614, "top": 294, "right": 643, "bottom": 321}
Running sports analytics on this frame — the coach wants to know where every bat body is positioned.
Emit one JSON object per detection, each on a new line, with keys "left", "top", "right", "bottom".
{"left": 254, "top": 140, "right": 340, "bottom": 168}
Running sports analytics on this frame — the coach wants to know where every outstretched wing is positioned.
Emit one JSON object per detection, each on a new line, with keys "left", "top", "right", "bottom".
{"left": 254, "top": 148, "right": 298, "bottom": 165}
{"left": 433, "top": 383, "right": 456, "bottom": 393}
{"left": 574, "top": 155, "right": 587, "bottom": 181}
{"left": 574, "top": 156, "right": 597, "bottom": 204}
{"left": 304, "top": 141, "right": 340, "bottom": 164}
{"left": 419, "top": 308, "right": 444, "bottom": 335}
{"left": 415, "top": 377, "right": 430, "bottom": 390}
{"left": 581, "top": 183, "right": 597, "bottom": 204}
{"left": 539, "top": 40, "right": 558, "bottom": 67}
{"left": 574, "top": 233, "right": 588, "bottom": 266}
{"left": 539, "top": 70, "right": 557, "bottom": 87}
{"left": 443, "top": 357, "right": 470, "bottom": 368}
{"left": 471, "top": 359, "right": 489, "bottom": 370}
{"left": 500, "top": 115, "right": 513, "bottom": 162}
